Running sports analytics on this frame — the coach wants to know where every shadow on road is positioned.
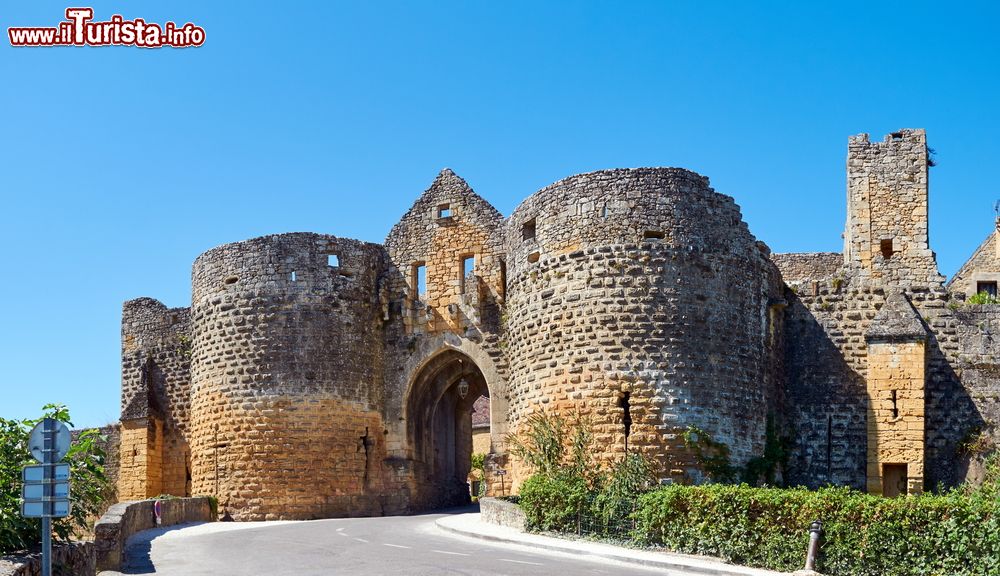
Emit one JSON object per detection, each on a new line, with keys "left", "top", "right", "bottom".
{"left": 117, "top": 504, "right": 481, "bottom": 574}
{"left": 120, "top": 522, "right": 211, "bottom": 575}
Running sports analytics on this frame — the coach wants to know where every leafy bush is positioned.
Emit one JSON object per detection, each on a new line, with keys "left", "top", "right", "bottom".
{"left": 506, "top": 410, "right": 598, "bottom": 481}
{"left": 0, "top": 405, "right": 111, "bottom": 554}
{"left": 591, "top": 452, "right": 655, "bottom": 532}
{"left": 632, "top": 483, "right": 1000, "bottom": 576}
{"left": 518, "top": 473, "right": 590, "bottom": 532}
{"left": 518, "top": 435, "right": 1000, "bottom": 575}
{"left": 967, "top": 290, "right": 1000, "bottom": 305}
{"left": 509, "top": 410, "right": 607, "bottom": 532}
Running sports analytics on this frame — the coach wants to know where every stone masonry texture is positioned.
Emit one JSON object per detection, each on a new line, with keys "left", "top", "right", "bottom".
{"left": 115, "top": 129, "right": 1000, "bottom": 519}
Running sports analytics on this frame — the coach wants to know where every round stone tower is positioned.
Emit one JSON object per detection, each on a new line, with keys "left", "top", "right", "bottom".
{"left": 504, "top": 168, "right": 782, "bottom": 482}
{"left": 187, "top": 233, "right": 390, "bottom": 520}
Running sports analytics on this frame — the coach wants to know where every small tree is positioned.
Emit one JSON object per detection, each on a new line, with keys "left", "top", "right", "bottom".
{"left": 0, "top": 404, "right": 111, "bottom": 554}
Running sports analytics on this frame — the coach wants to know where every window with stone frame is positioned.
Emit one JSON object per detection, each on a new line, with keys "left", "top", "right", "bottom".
{"left": 522, "top": 218, "right": 536, "bottom": 241}
{"left": 412, "top": 263, "right": 427, "bottom": 299}
{"left": 460, "top": 255, "right": 475, "bottom": 293}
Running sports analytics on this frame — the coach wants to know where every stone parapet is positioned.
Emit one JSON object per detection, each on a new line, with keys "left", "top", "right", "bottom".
{"left": 93, "top": 496, "right": 215, "bottom": 572}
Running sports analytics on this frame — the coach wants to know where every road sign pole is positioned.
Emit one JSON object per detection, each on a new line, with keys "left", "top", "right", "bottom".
{"left": 22, "top": 416, "right": 72, "bottom": 576}
{"left": 41, "top": 418, "right": 54, "bottom": 576}
{"left": 41, "top": 516, "right": 52, "bottom": 576}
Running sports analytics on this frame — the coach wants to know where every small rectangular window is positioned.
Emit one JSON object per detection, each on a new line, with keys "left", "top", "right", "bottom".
{"left": 460, "top": 255, "right": 475, "bottom": 293}
{"left": 327, "top": 254, "right": 339, "bottom": 267}
{"left": 644, "top": 230, "right": 665, "bottom": 241}
{"left": 522, "top": 218, "right": 536, "bottom": 241}
{"left": 437, "top": 204, "right": 452, "bottom": 219}
{"left": 290, "top": 271, "right": 297, "bottom": 282}
{"left": 978, "top": 281, "right": 998, "bottom": 297}
{"left": 412, "top": 263, "right": 427, "bottom": 298}
{"left": 880, "top": 238, "right": 894, "bottom": 259}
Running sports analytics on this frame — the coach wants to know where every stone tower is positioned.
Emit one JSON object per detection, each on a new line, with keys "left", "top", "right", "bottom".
{"left": 504, "top": 168, "right": 784, "bottom": 480}
{"left": 843, "top": 129, "right": 944, "bottom": 286}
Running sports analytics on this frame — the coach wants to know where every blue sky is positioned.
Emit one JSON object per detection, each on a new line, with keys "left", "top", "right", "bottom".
{"left": 1, "top": 1, "right": 998, "bottom": 428}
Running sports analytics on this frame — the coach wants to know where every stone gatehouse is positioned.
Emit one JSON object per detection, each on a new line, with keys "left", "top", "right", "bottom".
{"left": 116, "top": 128, "right": 1000, "bottom": 519}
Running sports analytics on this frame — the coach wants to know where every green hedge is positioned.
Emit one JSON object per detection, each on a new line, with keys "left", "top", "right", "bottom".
{"left": 632, "top": 484, "right": 1000, "bottom": 576}
{"left": 518, "top": 473, "right": 590, "bottom": 532}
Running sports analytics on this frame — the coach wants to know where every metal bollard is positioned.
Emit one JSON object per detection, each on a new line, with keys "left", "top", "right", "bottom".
{"left": 804, "top": 520, "right": 823, "bottom": 571}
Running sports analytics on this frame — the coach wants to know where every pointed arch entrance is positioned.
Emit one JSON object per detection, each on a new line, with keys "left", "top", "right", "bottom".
{"left": 405, "top": 349, "right": 492, "bottom": 508}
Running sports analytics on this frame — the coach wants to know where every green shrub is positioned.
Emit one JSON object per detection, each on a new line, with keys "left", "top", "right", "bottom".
{"left": 591, "top": 453, "right": 655, "bottom": 533}
{"left": 518, "top": 473, "right": 590, "bottom": 532}
{"left": 967, "top": 291, "right": 1000, "bottom": 305}
{"left": 632, "top": 484, "right": 1000, "bottom": 576}
{"left": 506, "top": 410, "right": 599, "bottom": 482}
{"left": 0, "top": 405, "right": 111, "bottom": 554}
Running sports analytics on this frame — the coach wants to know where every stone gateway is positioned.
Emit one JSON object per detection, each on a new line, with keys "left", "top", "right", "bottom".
{"left": 116, "top": 129, "right": 1000, "bottom": 520}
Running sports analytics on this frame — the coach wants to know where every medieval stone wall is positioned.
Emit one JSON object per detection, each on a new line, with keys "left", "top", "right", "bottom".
{"left": 119, "top": 298, "right": 192, "bottom": 499}
{"left": 782, "top": 273, "right": 1000, "bottom": 491}
{"left": 503, "top": 168, "right": 783, "bottom": 482}
{"left": 771, "top": 253, "right": 842, "bottom": 284}
{"left": 115, "top": 128, "right": 1000, "bottom": 518}
{"left": 187, "top": 233, "right": 396, "bottom": 520}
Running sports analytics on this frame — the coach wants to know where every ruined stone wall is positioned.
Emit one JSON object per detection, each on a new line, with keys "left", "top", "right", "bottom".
{"left": 948, "top": 222, "right": 1000, "bottom": 299}
{"left": 843, "top": 129, "right": 944, "bottom": 286}
{"left": 946, "top": 306, "right": 1000, "bottom": 483}
{"left": 771, "top": 253, "right": 843, "bottom": 284}
{"left": 503, "top": 168, "right": 783, "bottom": 484}
{"left": 187, "top": 233, "right": 396, "bottom": 520}
{"left": 384, "top": 169, "right": 506, "bottom": 339}
{"left": 119, "top": 298, "right": 191, "bottom": 499}
{"left": 782, "top": 273, "right": 998, "bottom": 491}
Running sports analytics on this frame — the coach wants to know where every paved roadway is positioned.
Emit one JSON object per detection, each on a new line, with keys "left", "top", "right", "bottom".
{"left": 114, "top": 509, "right": 670, "bottom": 575}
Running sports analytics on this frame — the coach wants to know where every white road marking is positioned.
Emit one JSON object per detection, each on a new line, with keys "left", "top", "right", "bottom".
{"left": 431, "top": 549, "right": 469, "bottom": 556}
{"left": 336, "top": 527, "right": 345, "bottom": 532}
{"left": 383, "top": 543, "right": 411, "bottom": 549}
{"left": 353, "top": 538, "right": 370, "bottom": 543}
{"left": 337, "top": 532, "right": 349, "bottom": 537}
{"left": 499, "top": 558, "right": 544, "bottom": 566}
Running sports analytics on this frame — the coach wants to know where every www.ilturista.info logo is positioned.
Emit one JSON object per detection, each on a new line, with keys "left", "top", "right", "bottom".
{"left": 8, "top": 8, "right": 205, "bottom": 48}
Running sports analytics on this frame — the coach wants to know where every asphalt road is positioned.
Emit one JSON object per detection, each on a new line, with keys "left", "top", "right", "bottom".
{"left": 112, "top": 509, "right": 670, "bottom": 576}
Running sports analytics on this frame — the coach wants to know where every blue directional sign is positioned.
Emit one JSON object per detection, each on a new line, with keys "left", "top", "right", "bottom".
{"left": 21, "top": 421, "right": 72, "bottom": 520}
{"left": 21, "top": 500, "right": 71, "bottom": 518}
{"left": 23, "top": 464, "right": 70, "bottom": 482}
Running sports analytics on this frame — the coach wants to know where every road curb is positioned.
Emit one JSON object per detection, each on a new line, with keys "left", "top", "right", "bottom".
{"left": 434, "top": 515, "right": 786, "bottom": 576}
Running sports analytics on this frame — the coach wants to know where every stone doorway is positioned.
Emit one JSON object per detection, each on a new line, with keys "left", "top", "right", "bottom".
{"left": 406, "top": 349, "right": 490, "bottom": 508}
{"left": 882, "top": 463, "right": 908, "bottom": 497}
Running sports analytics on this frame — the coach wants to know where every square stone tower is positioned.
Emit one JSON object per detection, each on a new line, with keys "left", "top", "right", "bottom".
{"left": 844, "top": 129, "right": 945, "bottom": 285}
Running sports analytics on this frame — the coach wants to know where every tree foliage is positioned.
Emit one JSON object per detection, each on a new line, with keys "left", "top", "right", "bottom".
{"left": 0, "top": 404, "right": 111, "bottom": 554}
{"left": 968, "top": 290, "right": 1000, "bottom": 305}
